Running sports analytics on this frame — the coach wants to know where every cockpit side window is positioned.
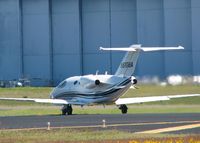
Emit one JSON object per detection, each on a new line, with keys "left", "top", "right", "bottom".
{"left": 58, "top": 81, "right": 67, "bottom": 88}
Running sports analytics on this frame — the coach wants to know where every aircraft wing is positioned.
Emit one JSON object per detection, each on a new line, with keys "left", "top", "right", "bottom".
{"left": 115, "top": 94, "right": 200, "bottom": 105}
{"left": 0, "top": 97, "right": 68, "bottom": 105}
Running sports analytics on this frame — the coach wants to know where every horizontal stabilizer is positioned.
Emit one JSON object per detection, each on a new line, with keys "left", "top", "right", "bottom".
{"left": 141, "top": 46, "right": 184, "bottom": 51}
{"left": 100, "top": 44, "right": 184, "bottom": 77}
{"left": 100, "top": 45, "right": 184, "bottom": 52}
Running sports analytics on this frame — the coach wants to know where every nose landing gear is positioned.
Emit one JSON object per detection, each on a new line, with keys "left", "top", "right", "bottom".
{"left": 119, "top": 104, "right": 128, "bottom": 114}
{"left": 62, "top": 105, "right": 73, "bottom": 115}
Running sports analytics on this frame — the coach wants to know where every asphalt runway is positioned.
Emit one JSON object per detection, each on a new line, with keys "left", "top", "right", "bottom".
{"left": 1, "top": 113, "right": 200, "bottom": 134}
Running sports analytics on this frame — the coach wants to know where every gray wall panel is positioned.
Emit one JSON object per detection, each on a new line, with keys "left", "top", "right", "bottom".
{"left": 192, "top": 52, "right": 200, "bottom": 75}
{"left": 110, "top": 0, "right": 137, "bottom": 74}
{"left": 23, "top": 15, "right": 50, "bottom": 55}
{"left": 165, "top": 51, "right": 193, "bottom": 75}
{"left": 82, "top": 0, "right": 111, "bottom": 74}
{"left": 52, "top": 0, "right": 80, "bottom": 54}
{"left": 84, "top": 53, "right": 111, "bottom": 74}
{"left": 164, "top": 0, "right": 191, "bottom": 8}
{"left": 23, "top": 55, "right": 50, "bottom": 78}
{"left": 191, "top": 0, "right": 200, "bottom": 7}
{"left": 0, "top": 55, "right": 20, "bottom": 80}
{"left": 53, "top": 55, "right": 81, "bottom": 83}
{"left": 164, "top": 0, "right": 192, "bottom": 49}
{"left": 0, "top": 0, "right": 21, "bottom": 80}
{"left": 136, "top": 0, "right": 164, "bottom": 77}
{"left": 164, "top": 0, "right": 193, "bottom": 76}
{"left": 191, "top": 0, "right": 200, "bottom": 51}
{"left": 23, "top": 0, "right": 49, "bottom": 13}
{"left": 82, "top": 0, "right": 110, "bottom": 53}
{"left": 52, "top": 0, "right": 81, "bottom": 84}
{"left": 191, "top": 0, "right": 200, "bottom": 74}
{"left": 82, "top": 12, "right": 110, "bottom": 53}
{"left": 137, "top": 52, "right": 165, "bottom": 77}
{"left": 22, "top": 0, "right": 50, "bottom": 85}
{"left": 1, "top": 0, "right": 200, "bottom": 86}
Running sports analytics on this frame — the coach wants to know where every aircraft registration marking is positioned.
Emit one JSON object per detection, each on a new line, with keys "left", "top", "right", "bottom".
{"left": 120, "top": 62, "right": 133, "bottom": 68}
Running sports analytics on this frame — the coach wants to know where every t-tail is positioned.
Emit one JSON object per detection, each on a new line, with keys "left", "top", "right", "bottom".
{"left": 100, "top": 44, "right": 184, "bottom": 77}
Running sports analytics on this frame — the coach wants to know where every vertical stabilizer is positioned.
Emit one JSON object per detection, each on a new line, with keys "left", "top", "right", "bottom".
{"left": 100, "top": 44, "right": 141, "bottom": 77}
{"left": 115, "top": 50, "right": 140, "bottom": 77}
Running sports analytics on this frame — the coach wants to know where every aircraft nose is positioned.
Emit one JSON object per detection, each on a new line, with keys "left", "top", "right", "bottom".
{"left": 49, "top": 92, "right": 54, "bottom": 99}
{"left": 50, "top": 88, "right": 57, "bottom": 99}
{"left": 50, "top": 94, "right": 54, "bottom": 99}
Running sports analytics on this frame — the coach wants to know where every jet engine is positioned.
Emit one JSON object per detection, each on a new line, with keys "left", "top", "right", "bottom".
{"left": 95, "top": 79, "right": 100, "bottom": 85}
{"left": 131, "top": 76, "right": 137, "bottom": 85}
{"left": 130, "top": 76, "right": 138, "bottom": 89}
{"left": 80, "top": 76, "right": 101, "bottom": 89}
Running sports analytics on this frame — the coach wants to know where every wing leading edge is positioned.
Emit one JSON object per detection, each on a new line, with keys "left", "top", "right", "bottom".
{"left": 0, "top": 97, "right": 68, "bottom": 105}
{"left": 115, "top": 94, "right": 200, "bottom": 105}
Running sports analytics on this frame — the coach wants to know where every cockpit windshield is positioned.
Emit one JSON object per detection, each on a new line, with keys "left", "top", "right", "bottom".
{"left": 57, "top": 81, "right": 67, "bottom": 88}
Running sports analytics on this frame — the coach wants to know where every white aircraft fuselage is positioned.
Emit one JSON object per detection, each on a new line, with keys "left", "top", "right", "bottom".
{"left": 50, "top": 74, "right": 132, "bottom": 105}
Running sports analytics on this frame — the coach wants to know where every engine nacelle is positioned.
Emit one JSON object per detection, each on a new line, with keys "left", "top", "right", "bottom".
{"left": 95, "top": 79, "right": 100, "bottom": 85}
{"left": 80, "top": 76, "right": 101, "bottom": 88}
{"left": 131, "top": 76, "right": 137, "bottom": 84}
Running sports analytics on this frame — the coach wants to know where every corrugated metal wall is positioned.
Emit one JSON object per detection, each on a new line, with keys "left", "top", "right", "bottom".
{"left": 0, "top": 0, "right": 200, "bottom": 86}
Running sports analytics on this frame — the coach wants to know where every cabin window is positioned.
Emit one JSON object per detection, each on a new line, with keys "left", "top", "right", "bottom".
{"left": 58, "top": 81, "right": 67, "bottom": 88}
{"left": 74, "top": 80, "right": 78, "bottom": 85}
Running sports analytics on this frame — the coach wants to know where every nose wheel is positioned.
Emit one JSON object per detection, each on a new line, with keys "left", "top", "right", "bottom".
{"left": 119, "top": 104, "right": 128, "bottom": 114}
{"left": 62, "top": 105, "right": 73, "bottom": 115}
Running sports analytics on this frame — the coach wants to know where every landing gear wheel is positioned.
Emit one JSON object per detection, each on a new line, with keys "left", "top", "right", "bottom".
{"left": 67, "top": 105, "right": 73, "bottom": 115}
{"left": 119, "top": 104, "right": 128, "bottom": 114}
{"left": 62, "top": 107, "right": 67, "bottom": 115}
{"left": 62, "top": 105, "right": 73, "bottom": 115}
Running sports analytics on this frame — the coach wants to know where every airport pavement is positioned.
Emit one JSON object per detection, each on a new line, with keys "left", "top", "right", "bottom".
{"left": 1, "top": 113, "right": 200, "bottom": 134}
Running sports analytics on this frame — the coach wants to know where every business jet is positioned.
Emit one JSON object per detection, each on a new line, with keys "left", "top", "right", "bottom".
{"left": 0, "top": 44, "right": 200, "bottom": 115}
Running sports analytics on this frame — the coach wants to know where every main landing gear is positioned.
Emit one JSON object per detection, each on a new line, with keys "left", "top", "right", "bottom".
{"left": 62, "top": 105, "right": 73, "bottom": 115}
{"left": 119, "top": 104, "right": 128, "bottom": 114}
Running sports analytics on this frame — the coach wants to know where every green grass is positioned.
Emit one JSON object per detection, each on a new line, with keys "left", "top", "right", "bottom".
{"left": 0, "top": 87, "right": 51, "bottom": 98}
{"left": 0, "top": 128, "right": 193, "bottom": 143}
{"left": 0, "top": 129, "right": 131, "bottom": 142}
{"left": 1, "top": 105, "right": 200, "bottom": 116}
{"left": 0, "top": 85, "right": 200, "bottom": 116}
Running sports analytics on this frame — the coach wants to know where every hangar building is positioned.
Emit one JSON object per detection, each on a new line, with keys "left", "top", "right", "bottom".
{"left": 0, "top": 0, "right": 200, "bottom": 86}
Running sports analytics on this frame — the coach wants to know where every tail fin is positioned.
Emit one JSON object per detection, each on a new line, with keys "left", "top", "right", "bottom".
{"left": 100, "top": 44, "right": 184, "bottom": 77}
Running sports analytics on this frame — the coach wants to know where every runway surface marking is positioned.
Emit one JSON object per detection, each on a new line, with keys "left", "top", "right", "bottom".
{"left": 1, "top": 120, "right": 200, "bottom": 132}
{"left": 136, "top": 123, "right": 200, "bottom": 134}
